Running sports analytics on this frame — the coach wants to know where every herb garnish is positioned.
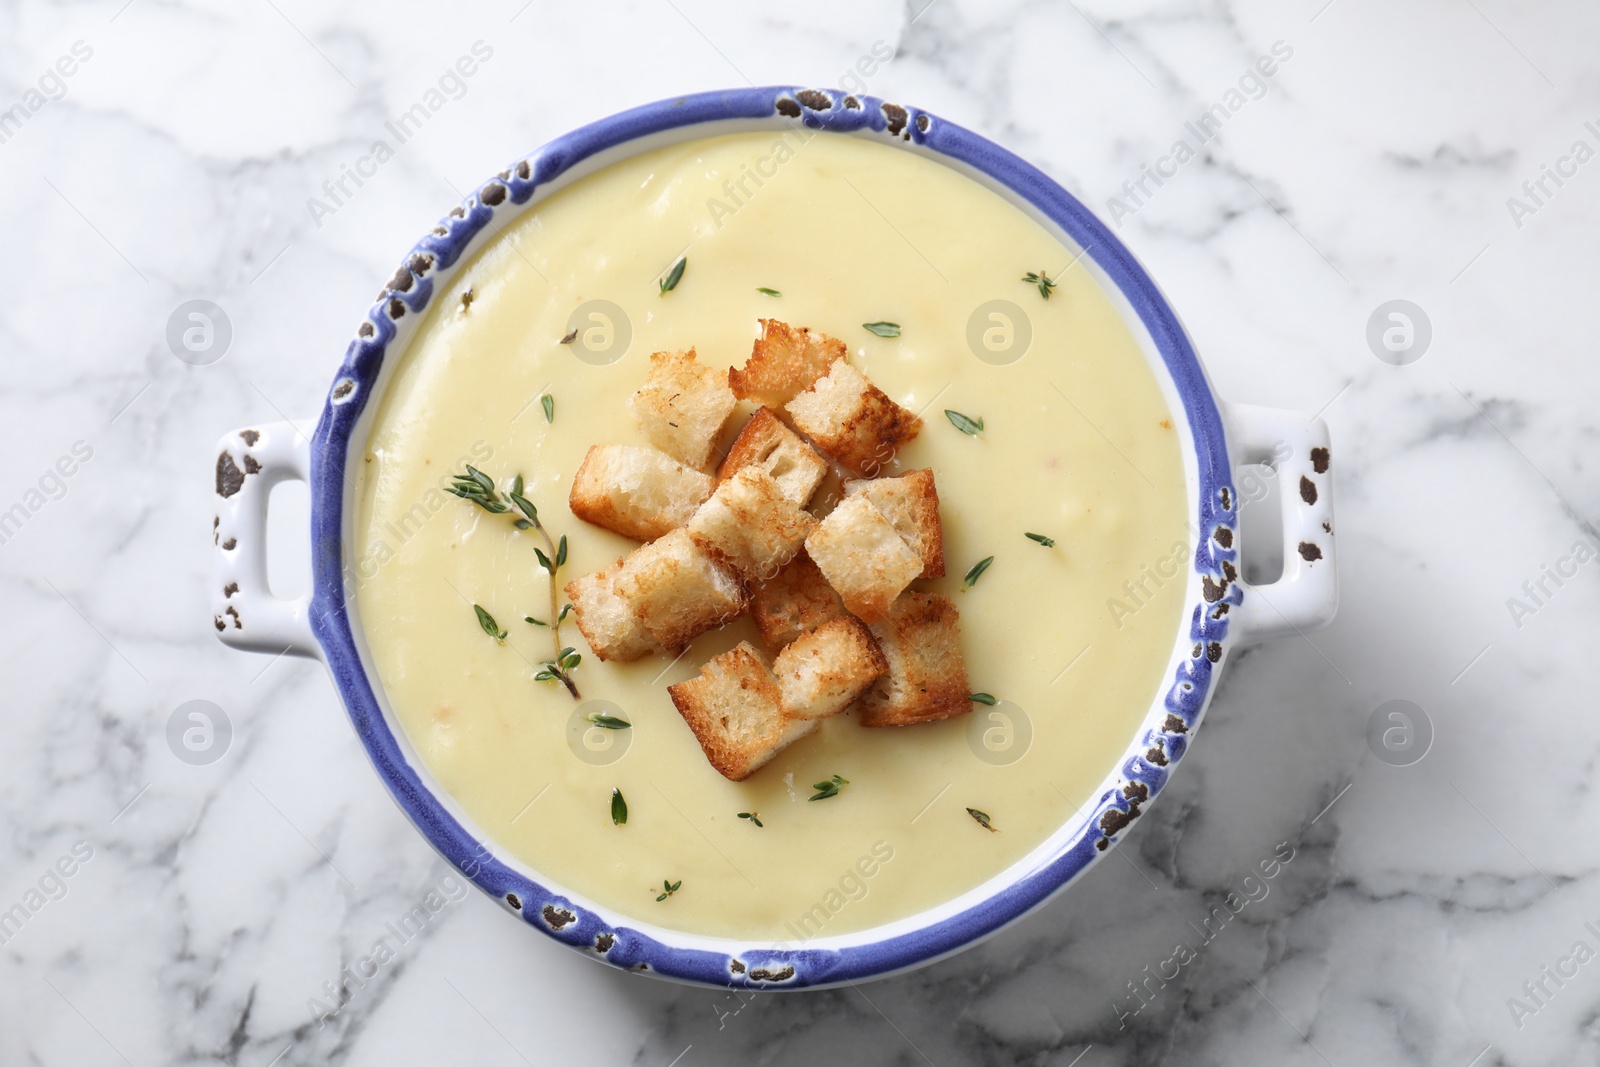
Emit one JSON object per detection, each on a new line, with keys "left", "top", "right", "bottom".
{"left": 964, "top": 556, "right": 995, "bottom": 588}
{"left": 809, "top": 775, "right": 849, "bottom": 802}
{"left": 611, "top": 788, "right": 628, "bottom": 825}
{"left": 659, "top": 256, "right": 687, "bottom": 295}
{"left": 1024, "top": 532, "right": 1056, "bottom": 547}
{"left": 474, "top": 604, "right": 507, "bottom": 642}
{"left": 588, "top": 712, "right": 631, "bottom": 730}
{"left": 967, "top": 807, "right": 998, "bottom": 832}
{"left": 460, "top": 288, "right": 474, "bottom": 311}
{"left": 863, "top": 321, "right": 901, "bottom": 338}
{"left": 535, "top": 647, "right": 581, "bottom": 685}
{"left": 756, "top": 287, "right": 781, "bottom": 297}
{"left": 541, "top": 394, "right": 555, "bottom": 424}
{"left": 559, "top": 327, "right": 578, "bottom": 344}
{"left": 558, "top": 603, "right": 573, "bottom": 623}
{"left": 945, "top": 410, "right": 984, "bottom": 436}
{"left": 447, "top": 465, "right": 580, "bottom": 698}
{"left": 737, "top": 811, "right": 763, "bottom": 827}
{"left": 656, "top": 879, "right": 682, "bottom": 902}
{"left": 524, "top": 615, "right": 547, "bottom": 627}
{"left": 1022, "top": 270, "right": 1057, "bottom": 300}
{"left": 968, "top": 693, "right": 998, "bottom": 706}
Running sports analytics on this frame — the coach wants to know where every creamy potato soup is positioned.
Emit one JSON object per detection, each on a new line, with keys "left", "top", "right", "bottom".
{"left": 352, "top": 131, "right": 1187, "bottom": 940}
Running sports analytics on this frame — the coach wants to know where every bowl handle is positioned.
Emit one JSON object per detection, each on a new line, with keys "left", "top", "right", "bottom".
{"left": 1225, "top": 403, "right": 1338, "bottom": 645}
{"left": 210, "top": 421, "right": 322, "bottom": 659}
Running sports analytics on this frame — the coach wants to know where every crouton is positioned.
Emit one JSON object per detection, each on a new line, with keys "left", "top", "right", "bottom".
{"left": 563, "top": 563, "right": 661, "bottom": 663}
{"left": 613, "top": 529, "right": 747, "bottom": 652}
{"left": 803, "top": 495, "right": 923, "bottom": 622}
{"left": 716, "top": 407, "right": 829, "bottom": 506}
{"left": 728, "top": 319, "right": 847, "bottom": 408}
{"left": 687, "top": 467, "right": 814, "bottom": 582}
{"left": 858, "top": 592, "right": 970, "bottom": 727}
{"left": 669, "top": 642, "right": 816, "bottom": 781}
{"left": 628, "top": 348, "right": 738, "bottom": 469}
{"left": 842, "top": 468, "right": 944, "bottom": 578}
{"left": 772, "top": 616, "right": 888, "bottom": 721}
{"left": 750, "top": 550, "right": 847, "bottom": 649}
{"left": 569, "top": 445, "right": 715, "bottom": 541}
{"left": 785, "top": 360, "right": 922, "bottom": 475}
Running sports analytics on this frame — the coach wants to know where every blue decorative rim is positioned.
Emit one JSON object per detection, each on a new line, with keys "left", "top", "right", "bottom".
{"left": 306, "top": 87, "right": 1241, "bottom": 989}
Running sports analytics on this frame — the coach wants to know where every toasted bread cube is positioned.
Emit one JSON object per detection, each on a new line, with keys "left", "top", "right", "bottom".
{"left": 772, "top": 616, "right": 888, "bottom": 721}
{"left": 628, "top": 348, "right": 738, "bottom": 469}
{"left": 687, "top": 467, "right": 814, "bottom": 582}
{"left": 785, "top": 361, "right": 922, "bottom": 475}
{"left": 613, "top": 529, "right": 747, "bottom": 652}
{"left": 729, "top": 319, "right": 848, "bottom": 408}
{"left": 569, "top": 445, "right": 716, "bottom": 541}
{"left": 563, "top": 563, "right": 661, "bottom": 662}
{"left": 669, "top": 642, "right": 816, "bottom": 781}
{"left": 858, "top": 593, "right": 970, "bottom": 727}
{"left": 842, "top": 469, "right": 944, "bottom": 578}
{"left": 750, "top": 550, "right": 847, "bottom": 649}
{"left": 716, "top": 407, "right": 829, "bottom": 506}
{"left": 804, "top": 495, "right": 922, "bottom": 622}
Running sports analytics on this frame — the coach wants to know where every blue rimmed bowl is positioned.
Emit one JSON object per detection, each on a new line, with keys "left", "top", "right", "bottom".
{"left": 209, "top": 87, "right": 1338, "bottom": 989}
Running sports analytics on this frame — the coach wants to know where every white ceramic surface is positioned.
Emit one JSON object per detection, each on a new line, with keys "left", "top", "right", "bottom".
{"left": 2, "top": 1, "right": 1595, "bottom": 1064}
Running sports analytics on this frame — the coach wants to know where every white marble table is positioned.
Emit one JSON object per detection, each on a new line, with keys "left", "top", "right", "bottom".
{"left": 2, "top": 1, "right": 1595, "bottom": 1064}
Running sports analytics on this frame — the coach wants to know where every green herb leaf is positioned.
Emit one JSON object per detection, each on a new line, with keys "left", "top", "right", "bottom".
{"left": 737, "top": 811, "right": 764, "bottom": 827}
{"left": 525, "top": 615, "right": 547, "bottom": 627}
{"left": 559, "top": 327, "right": 578, "bottom": 344}
{"left": 508, "top": 491, "right": 538, "bottom": 526}
{"left": 945, "top": 410, "right": 985, "bottom": 436}
{"left": 558, "top": 603, "right": 573, "bottom": 623}
{"left": 967, "top": 807, "right": 998, "bottom": 832}
{"left": 659, "top": 256, "right": 687, "bottom": 295}
{"left": 808, "top": 774, "right": 849, "bottom": 802}
{"left": 1024, "top": 532, "right": 1056, "bottom": 547}
{"left": 963, "top": 555, "right": 995, "bottom": 588}
{"left": 533, "top": 546, "right": 554, "bottom": 573}
{"left": 969, "top": 693, "right": 998, "bottom": 706}
{"left": 587, "top": 712, "right": 631, "bottom": 730}
{"left": 756, "top": 287, "right": 781, "bottom": 297}
{"left": 611, "top": 788, "right": 627, "bottom": 826}
{"left": 473, "top": 604, "right": 507, "bottom": 642}
{"left": 656, "top": 878, "right": 681, "bottom": 901}
{"left": 862, "top": 321, "right": 901, "bottom": 338}
{"left": 447, "top": 468, "right": 510, "bottom": 513}
{"left": 541, "top": 394, "right": 555, "bottom": 424}
{"left": 556, "top": 534, "right": 568, "bottom": 569}
{"left": 1022, "top": 270, "right": 1057, "bottom": 301}
{"left": 510, "top": 473, "right": 524, "bottom": 497}
{"left": 559, "top": 648, "right": 582, "bottom": 671}
{"left": 533, "top": 667, "right": 557, "bottom": 682}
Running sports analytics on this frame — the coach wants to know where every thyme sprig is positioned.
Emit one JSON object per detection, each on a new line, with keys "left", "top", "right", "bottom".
{"left": 1025, "top": 532, "right": 1056, "bottom": 547}
{"left": 1022, "top": 270, "right": 1057, "bottom": 300}
{"left": 809, "top": 775, "right": 849, "bottom": 802}
{"left": 737, "top": 811, "right": 764, "bottom": 827}
{"left": 447, "top": 466, "right": 580, "bottom": 699}
{"left": 967, "top": 807, "right": 999, "bottom": 832}
{"left": 656, "top": 878, "right": 682, "bottom": 902}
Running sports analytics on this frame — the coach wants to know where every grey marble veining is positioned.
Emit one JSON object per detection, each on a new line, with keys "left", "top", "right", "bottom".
{"left": 0, "top": 1, "right": 1596, "bottom": 1064}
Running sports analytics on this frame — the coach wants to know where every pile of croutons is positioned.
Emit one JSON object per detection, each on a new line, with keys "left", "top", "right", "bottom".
{"left": 564, "top": 319, "right": 970, "bottom": 781}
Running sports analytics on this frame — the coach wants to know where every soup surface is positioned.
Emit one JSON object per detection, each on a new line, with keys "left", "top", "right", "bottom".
{"left": 352, "top": 130, "right": 1188, "bottom": 940}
